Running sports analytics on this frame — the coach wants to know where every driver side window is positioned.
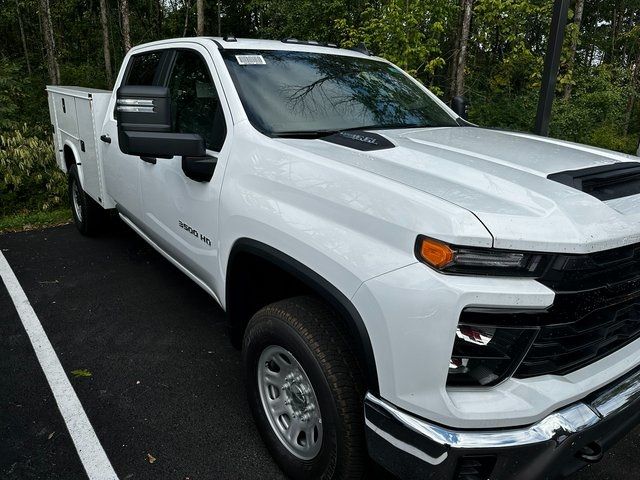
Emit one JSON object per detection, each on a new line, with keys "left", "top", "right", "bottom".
{"left": 167, "top": 50, "right": 227, "bottom": 152}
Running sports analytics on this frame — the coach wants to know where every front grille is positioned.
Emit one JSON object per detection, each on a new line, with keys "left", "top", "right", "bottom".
{"left": 461, "top": 242, "right": 640, "bottom": 379}
{"left": 540, "top": 242, "right": 640, "bottom": 292}
{"left": 516, "top": 299, "right": 640, "bottom": 378}
{"left": 516, "top": 242, "right": 640, "bottom": 378}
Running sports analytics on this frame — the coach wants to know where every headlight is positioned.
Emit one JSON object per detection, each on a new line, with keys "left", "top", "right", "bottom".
{"left": 415, "top": 236, "right": 551, "bottom": 277}
{"left": 448, "top": 323, "right": 538, "bottom": 386}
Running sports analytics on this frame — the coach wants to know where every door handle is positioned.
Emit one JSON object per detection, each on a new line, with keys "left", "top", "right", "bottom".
{"left": 100, "top": 134, "right": 111, "bottom": 144}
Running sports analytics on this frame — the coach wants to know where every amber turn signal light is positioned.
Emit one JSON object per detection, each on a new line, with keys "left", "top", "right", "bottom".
{"left": 419, "top": 238, "right": 454, "bottom": 269}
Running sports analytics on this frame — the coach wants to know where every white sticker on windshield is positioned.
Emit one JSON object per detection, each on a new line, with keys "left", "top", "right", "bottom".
{"left": 236, "top": 55, "right": 266, "bottom": 65}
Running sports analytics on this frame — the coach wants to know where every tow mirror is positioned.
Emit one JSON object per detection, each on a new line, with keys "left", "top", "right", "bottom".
{"left": 451, "top": 95, "right": 470, "bottom": 120}
{"left": 116, "top": 85, "right": 205, "bottom": 158}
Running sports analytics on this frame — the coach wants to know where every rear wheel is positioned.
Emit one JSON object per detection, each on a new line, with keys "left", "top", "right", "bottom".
{"left": 68, "top": 165, "right": 103, "bottom": 236}
{"left": 243, "top": 296, "right": 367, "bottom": 480}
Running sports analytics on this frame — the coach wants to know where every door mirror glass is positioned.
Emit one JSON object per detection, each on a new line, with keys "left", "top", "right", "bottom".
{"left": 451, "top": 95, "right": 470, "bottom": 120}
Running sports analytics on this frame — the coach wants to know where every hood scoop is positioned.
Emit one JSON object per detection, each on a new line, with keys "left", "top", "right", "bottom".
{"left": 548, "top": 162, "right": 640, "bottom": 201}
{"left": 321, "top": 130, "right": 395, "bottom": 151}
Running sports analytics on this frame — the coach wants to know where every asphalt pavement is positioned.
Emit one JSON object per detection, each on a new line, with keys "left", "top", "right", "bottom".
{"left": 1, "top": 223, "right": 638, "bottom": 479}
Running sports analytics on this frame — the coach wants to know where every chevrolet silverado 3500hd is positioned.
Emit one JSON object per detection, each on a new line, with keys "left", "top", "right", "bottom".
{"left": 47, "top": 37, "right": 640, "bottom": 480}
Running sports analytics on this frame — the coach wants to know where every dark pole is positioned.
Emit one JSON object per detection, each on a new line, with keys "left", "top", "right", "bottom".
{"left": 535, "top": 0, "right": 570, "bottom": 136}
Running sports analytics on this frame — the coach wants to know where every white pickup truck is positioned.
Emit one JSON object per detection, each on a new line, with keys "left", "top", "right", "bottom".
{"left": 47, "top": 37, "right": 640, "bottom": 480}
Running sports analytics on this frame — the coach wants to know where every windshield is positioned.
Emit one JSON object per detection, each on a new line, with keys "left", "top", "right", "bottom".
{"left": 221, "top": 49, "right": 459, "bottom": 136}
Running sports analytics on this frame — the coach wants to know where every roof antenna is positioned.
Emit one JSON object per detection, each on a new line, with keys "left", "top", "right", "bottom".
{"left": 223, "top": 34, "right": 237, "bottom": 42}
{"left": 350, "top": 42, "right": 371, "bottom": 56}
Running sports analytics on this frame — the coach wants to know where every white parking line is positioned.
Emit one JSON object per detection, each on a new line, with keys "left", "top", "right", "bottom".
{"left": 0, "top": 251, "right": 119, "bottom": 480}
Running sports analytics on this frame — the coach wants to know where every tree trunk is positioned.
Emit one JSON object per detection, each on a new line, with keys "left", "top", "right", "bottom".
{"left": 196, "top": 0, "right": 204, "bottom": 36}
{"left": 449, "top": 16, "right": 461, "bottom": 97}
{"left": 452, "top": 0, "right": 474, "bottom": 97}
{"left": 38, "top": 0, "right": 60, "bottom": 84}
{"left": 120, "top": 0, "right": 131, "bottom": 52}
{"left": 156, "top": 0, "right": 163, "bottom": 37}
{"left": 563, "top": 0, "right": 585, "bottom": 100}
{"left": 610, "top": 4, "right": 618, "bottom": 63}
{"left": 217, "top": 0, "right": 221, "bottom": 36}
{"left": 183, "top": 0, "right": 192, "bottom": 37}
{"left": 99, "top": 0, "right": 113, "bottom": 87}
{"left": 625, "top": 52, "right": 640, "bottom": 135}
{"left": 16, "top": 0, "right": 32, "bottom": 76}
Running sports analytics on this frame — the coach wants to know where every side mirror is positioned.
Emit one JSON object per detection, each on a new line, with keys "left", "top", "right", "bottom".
{"left": 451, "top": 95, "right": 470, "bottom": 120}
{"left": 116, "top": 85, "right": 205, "bottom": 158}
{"left": 182, "top": 155, "right": 218, "bottom": 182}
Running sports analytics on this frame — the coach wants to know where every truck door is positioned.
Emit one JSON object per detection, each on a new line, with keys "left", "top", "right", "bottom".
{"left": 139, "top": 46, "right": 230, "bottom": 292}
{"left": 101, "top": 49, "right": 166, "bottom": 223}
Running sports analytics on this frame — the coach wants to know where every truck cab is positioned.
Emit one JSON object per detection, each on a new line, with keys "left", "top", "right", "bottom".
{"left": 48, "top": 37, "right": 640, "bottom": 480}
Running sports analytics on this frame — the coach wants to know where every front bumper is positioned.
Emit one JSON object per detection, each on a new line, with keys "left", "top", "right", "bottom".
{"left": 365, "top": 367, "right": 640, "bottom": 479}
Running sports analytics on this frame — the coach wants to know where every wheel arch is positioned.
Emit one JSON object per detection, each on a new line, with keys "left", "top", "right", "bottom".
{"left": 62, "top": 141, "right": 84, "bottom": 186}
{"left": 226, "top": 238, "right": 380, "bottom": 394}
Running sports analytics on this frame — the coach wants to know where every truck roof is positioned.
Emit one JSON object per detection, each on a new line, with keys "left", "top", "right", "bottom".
{"left": 130, "top": 37, "right": 381, "bottom": 61}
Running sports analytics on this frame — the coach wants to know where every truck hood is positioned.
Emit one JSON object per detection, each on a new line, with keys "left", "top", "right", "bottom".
{"left": 277, "top": 127, "right": 640, "bottom": 253}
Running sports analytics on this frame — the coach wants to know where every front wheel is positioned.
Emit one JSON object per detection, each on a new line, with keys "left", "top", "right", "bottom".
{"left": 243, "top": 296, "right": 367, "bottom": 480}
{"left": 68, "top": 165, "right": 103, "bottom": 236}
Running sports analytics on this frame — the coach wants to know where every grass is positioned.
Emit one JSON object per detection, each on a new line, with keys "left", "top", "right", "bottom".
{"left": 0, "top": 208, "right": 72, "bottom": 234}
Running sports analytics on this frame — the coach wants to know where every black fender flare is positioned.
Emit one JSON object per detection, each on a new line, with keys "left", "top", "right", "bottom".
{"left": 226, "top": 238, "right": 380, "bottom": 394}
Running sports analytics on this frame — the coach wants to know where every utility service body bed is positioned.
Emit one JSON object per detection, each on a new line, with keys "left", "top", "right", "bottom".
{"left": 46, "top": 86, "right": 115, "bottom": 209}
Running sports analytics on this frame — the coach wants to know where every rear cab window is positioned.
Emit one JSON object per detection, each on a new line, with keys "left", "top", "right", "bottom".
{"left": 124, "top": 51, "right": 163, "bottom": 86}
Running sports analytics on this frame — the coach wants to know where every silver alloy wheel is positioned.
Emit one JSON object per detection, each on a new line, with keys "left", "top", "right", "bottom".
{"left": 72, "top": 180, "right": 83, "bottom": 222}
{"left": 258, "top": 345, "right": 323, "bottom": 460}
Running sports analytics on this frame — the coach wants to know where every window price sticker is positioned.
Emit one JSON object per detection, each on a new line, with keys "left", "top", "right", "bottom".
{"left": 235, "top": 55, "right": 267, "bottom": 65}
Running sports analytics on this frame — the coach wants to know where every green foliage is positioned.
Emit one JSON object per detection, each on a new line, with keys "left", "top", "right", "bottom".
{"left": 0, "top": 60, "right": 50, "bottom": 133}
{"left": 472, "top": 0, "right": 550, "bottom": 91}
{"left": 1, "top": 0, "right": 639, "bottom": 228}
{"left": 0, "top": 126, "right": 67, "bottom": 216}
{"left": 336, "top": 0, "right": 455, "bottom": 93}
{"left": 551, "top": 65, "right": 637, "bottom": 154}
{"left": 586, "top": 126, "right": 638, "bottom": 154}
{"left": 469, "top": 90, "right": 539, "bottom": 132}
{"left": 0, "top": 60, "right": 63, "bottom": 219}
{"left": 248, "top": 0, "right": 350, "bottom": 41}
{"left": 0, "top": 63, "right": 22, "bottom": 130}
{"left": 60, "top": 63, "right": 109, "bottom": 90}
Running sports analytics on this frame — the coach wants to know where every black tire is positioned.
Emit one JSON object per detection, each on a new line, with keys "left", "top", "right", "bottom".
{"left": 68, "top": 165, "right": 103, "bottom": 236}
{"left": 243, "top": 296, "right": 367, "bottom": 480}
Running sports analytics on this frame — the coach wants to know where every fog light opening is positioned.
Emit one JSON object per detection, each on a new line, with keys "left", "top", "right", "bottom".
{"left": 447, "top": 324, "right": 538, "bottom": 387}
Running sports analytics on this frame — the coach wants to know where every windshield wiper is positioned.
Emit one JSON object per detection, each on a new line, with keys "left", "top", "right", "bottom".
{"left": 271, "top": 130, "right": 339, "bottom": 139}
{"left": 271, "top": 123, "right": 434, "bottom": 139}
{"left": 350, "top": 123, "right": 430, "bottom": 131}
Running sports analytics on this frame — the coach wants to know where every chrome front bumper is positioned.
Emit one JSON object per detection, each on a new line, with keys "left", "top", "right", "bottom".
{"left": 365, "top": 367, "right": 640, "bottom": 479}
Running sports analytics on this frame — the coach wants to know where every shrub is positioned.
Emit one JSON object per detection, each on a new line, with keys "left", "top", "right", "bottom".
{"left": 587, "top": 125, "right": 638, "bottom": 154}
{"left": 0, "top": 126, "right": 66, "bottom": 216}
